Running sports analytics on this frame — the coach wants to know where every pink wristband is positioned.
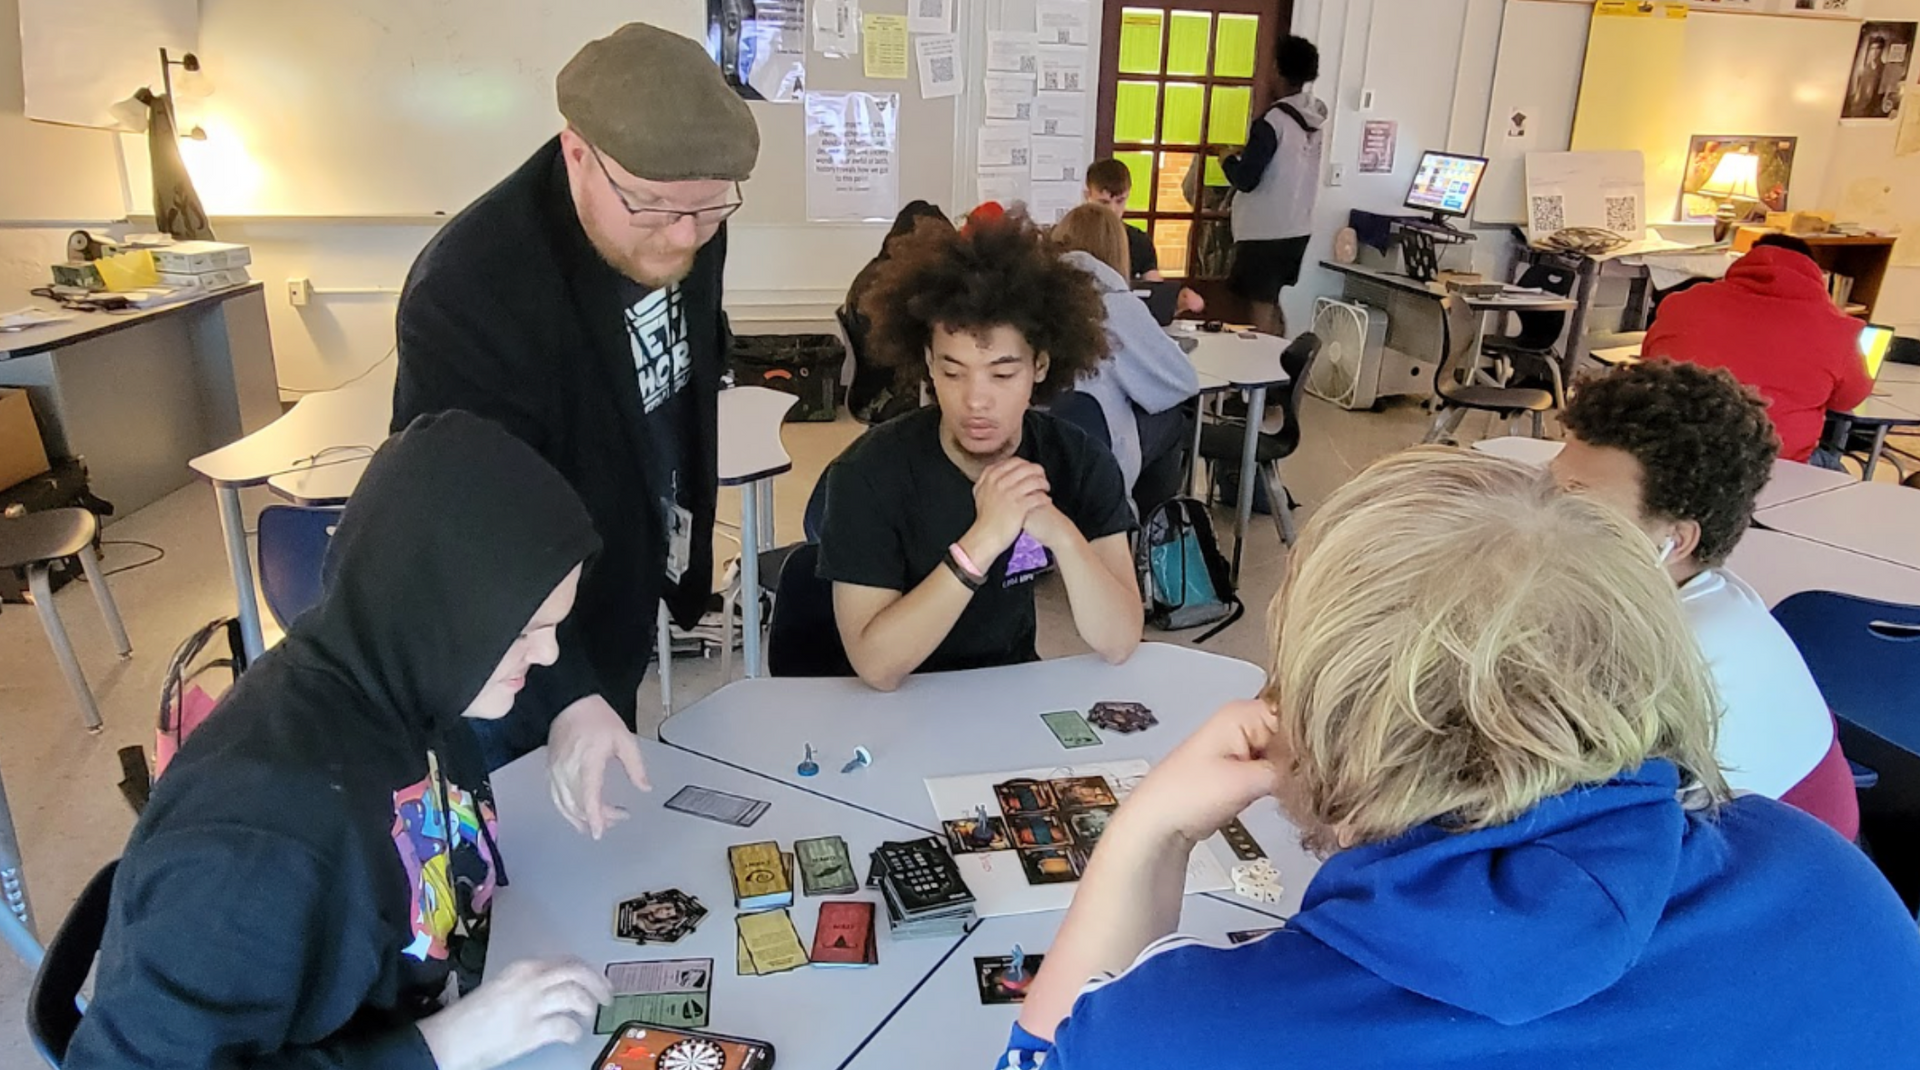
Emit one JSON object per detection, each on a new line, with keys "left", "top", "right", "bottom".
{"left": 948, "top": 542, "right": 986, "bottom": 581}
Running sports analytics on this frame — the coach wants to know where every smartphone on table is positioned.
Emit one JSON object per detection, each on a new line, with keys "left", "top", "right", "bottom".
{"left": 594, "top": 1023, "right": 775, "bottom": 1070}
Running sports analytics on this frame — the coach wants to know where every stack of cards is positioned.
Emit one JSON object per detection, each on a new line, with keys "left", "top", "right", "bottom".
{"left": 1088, "top": 701, "right": 1158, "bottom": 734}
{"left": 613, "top": 889, "right": 708, "bottom": 945}
{"left": 594, "top": 958, "right": 714, "bottom": 1035}
{"left": 736, "top": 909, "right": 810, "bottom": 975}
{"left": 809, "top": 900, "right": 878, "bottom": 967}
{"left": 868, "top": 837, "right": 977, "bottom": 940}
{"left": 728, "top": 841, "right": 795, "bottom": 912}
{"left": 794, "top": 835, "right": 860, "bottom": 896}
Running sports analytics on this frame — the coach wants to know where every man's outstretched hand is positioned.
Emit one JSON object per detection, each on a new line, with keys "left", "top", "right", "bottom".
{"left": 546, "top": 694, "right": 651, "bottom": 839}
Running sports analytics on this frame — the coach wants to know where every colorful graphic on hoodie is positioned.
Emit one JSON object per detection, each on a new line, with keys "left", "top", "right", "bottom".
{"left": 391, "top": 749, "right": 499, "bottom": 962}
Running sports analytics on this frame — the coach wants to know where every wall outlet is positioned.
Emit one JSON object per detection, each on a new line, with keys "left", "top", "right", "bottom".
{"left": 1329, "top": 164, "right": 1346, "bottom": 187}
{"left": 287, "top": 277, "right": 313, "bottom": 307}
{"left": 1359, "top": 88, "right": 1376, "bottom": 112}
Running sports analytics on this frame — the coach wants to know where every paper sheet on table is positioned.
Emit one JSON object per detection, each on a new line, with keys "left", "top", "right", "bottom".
{"left": 1036, "top": 0, "right": 1092, "bottom": 45}
{"left": 1031, "top": 135, "right": 1084, "bottom": 183}
{"left": 0, "top": 307, "right": 75, "bottom": 331}
{"left": 1029, "top": 181, "right": 1080, "bottom": 225}
{"left": 1032, "top": 92, "right": 1086, "bottom": 137}
{"left": 805, "top": 91, "right": 900, "bottom": 222}
{"left": 979, "top": 125, "right": 1033, "bottom": 170}
{"left": 1038, "top": 44, "right": 1088, "bottom": 93}
{"left": 862, "top": 14, "right": 909, "bottom": 79}
{"left": 924, "top": 761, "right": 1233, "bottom": 917}
{"left": 978, "top": 169, "right": 1032, "bottom": 210}
{"left": 988, "top": 31, "right": 1039, "bottom": 74}
{"left": 905, "top": 0, "right": 952, "bottom": 34}
{"left": 812, "top": 0, "right": 860, "bottom": 56}
{"left": 915, "top": 34, "right": 962, "bottom": 100}
{"left": 985, "top": 73, "right": 1038, "bottom": 122}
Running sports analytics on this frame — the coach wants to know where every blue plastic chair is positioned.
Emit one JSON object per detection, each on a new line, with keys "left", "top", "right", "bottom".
{"left": 255, "top": 505, "right": 343, "bottom": 630}
{"left": 1773, "top": 591, "right": 1920, "bottom": 806}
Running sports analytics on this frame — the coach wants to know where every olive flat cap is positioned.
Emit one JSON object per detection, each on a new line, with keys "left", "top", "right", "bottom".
{"left": 558, "top": 23, "right": 760, "bottom": 183}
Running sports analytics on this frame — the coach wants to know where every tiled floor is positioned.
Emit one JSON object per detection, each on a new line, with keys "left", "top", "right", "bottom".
{"left": 0, "top": 391, "right": 1486, "bottom": 1059}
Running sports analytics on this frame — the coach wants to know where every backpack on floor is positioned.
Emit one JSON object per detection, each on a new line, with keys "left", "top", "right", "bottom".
{"left": 118, "top": 617, "right": 247, "bottom": 814}
{"left": 1135, "top": 497, "right": 1243, "bottom": 642}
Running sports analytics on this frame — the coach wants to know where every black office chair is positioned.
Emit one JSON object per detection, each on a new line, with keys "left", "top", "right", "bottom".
{"left": 1479, "top": 261, "right": 1577, "bottom": 383}
{"left": 766, "top": 543, "right": 854, "bottom": 678}
{"left": 1423, "top": 297, "right": 1558, "bottom": 444}
{"left": 1197, "top": 333, "right": 1323, "bottom": 547}
{"left": 29, "top": 859, "right": 117, "bottom": 1066}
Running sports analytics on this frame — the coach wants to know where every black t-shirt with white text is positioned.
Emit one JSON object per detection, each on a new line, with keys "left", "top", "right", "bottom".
{"left": 619, "top": 278, "right": 693, "bottom": 533}
{"left": 817, "top": 407, "right": 1136, "bottom": 674}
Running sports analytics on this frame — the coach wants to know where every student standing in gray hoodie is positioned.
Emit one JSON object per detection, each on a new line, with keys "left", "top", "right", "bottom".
{"left": 1220, "top": 36, "right": 1327, "bottom": 337}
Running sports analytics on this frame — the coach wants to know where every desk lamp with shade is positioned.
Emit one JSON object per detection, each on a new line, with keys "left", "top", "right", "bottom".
{"left": 1699, "top": 150, "right": 1760, "bottom": 243}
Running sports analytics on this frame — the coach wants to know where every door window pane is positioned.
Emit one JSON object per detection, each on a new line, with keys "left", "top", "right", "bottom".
{"left": 1215, "top": 14, "right": 1260, "bottom": 78}
{"left": 1166, "top": 11, "right": 1212, "bottom": 77}
{"left": 1113, "top": 82, "right": 1160, "bottom": 144}
{"left": 1118, "top": 9, "right": 1164, "bottom": 75}
{"left": 1162, "top": 82, "right": 1205, "bottom": 145}
{"left": 1157, "top": 152, "right": 1198, "bottom": 213}
{"left": 1208, "top": 86, "right": 1252, "bottom": 147}
{"left": 1153, "top": 219, "right": 1192, "bottom": 277}
{"left": 1115, "top": 151, "right": 1154, "bottom": 212}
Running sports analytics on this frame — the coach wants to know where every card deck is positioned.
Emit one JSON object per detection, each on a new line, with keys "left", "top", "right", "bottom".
{"left": 1048, "top": 776, "right": 1119, "bottom": 810}
{"left": 995, "top": 779, "right": 1057, "bottom": 815}
{"left": 809, "top": 900, "right": 877, "bottom": 966}
{"left": 664, "top": 785, "right": 771, "bottom": 827}
{"left": 728, "top": 841, "right": 795, "bottom": 911}
{"left": 1008, "top": 812, "right": 1072, "bottom": 848}
{"left": 1227, "top": 925, "right": 1286, "bottom": 945}
{"left": 974, "top": 953, "right": 1046, "bottom": 1004}
{"left": 592, "top": 959, "right": 714, "bottom": 1035}
{"left": 1087, "top": 701, "right": 1158, "bottom": 735}
{"left": 1221, "top": 818, "right": 1266, "bottom": 861}
{"left": 614, "top": 889, "right": 708, "bottom": 944}
{"left": 943, "top": 815, "right": 1012, "bottom": 854}
{"left": 1039, "top": 710, "right": 1102, "bottom": 749}
{"left": 736, "top": 909, "right": 809, "bottom": 975}
{"left": 1018, "top": 846, "right": 1082, "bottom": 884}
{"left": 794, "top": 835, "right": 860, "bottom": 896}
{"left": 1066, "top": 806, "right": 1115, "bottom": 847}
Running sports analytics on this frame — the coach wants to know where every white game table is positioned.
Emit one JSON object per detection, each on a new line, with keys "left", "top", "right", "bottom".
{"left": 487, "top": 737, "right": 962, "bottom": 1070}
{"left": 1751, "top": 481, "right": 1920, "bottom": 570}
{"left": 1168, "top": 325, "right": 1293, "bottom": 583}
{"left": 1724, "top": 527, "right": 1920, "bottom": 609}
{"left": 841, "top": 894, "right": 1292, "bottom": 1070}
{"left": 658, "top": 644, "right": 1321, "bottom": 917}
{"left": 1469, "top": 436, "right": 1859, "bottom": 511}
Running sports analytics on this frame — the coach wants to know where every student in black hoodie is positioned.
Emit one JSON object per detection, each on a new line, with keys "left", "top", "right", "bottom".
{"left": 65, "top": 411, "right": 616, "bottom": 1070}
{"left": 392, "top": 23, "right": 759, "bottom": 835}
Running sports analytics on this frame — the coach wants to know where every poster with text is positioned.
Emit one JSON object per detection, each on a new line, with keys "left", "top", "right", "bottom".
{"left": 1358, "top": 120, "right": 1397, "bottom": 174}
{"left": 1842, "top": 21, "right": 1915, "bottom": 121}
{"left": 806, "top": 92, "right": 899, "bottom": 222}
{"left": 707, "top": 0, "right": 806, "bottom": 103}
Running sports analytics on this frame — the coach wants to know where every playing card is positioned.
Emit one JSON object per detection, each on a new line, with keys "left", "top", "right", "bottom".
{"left": 1040, "top": 710, "right": 1102, "bottom": 749}
{"left": 665, "top": 785, "right": 770, "bottom": 827}
{"left": 810, "top": 900, "right": 877, "bottom": 966}
{"left": 1048, "top": 776, "right": 1119, "bottom": 809}
{"left": 1018, "top": 846, "right": 1082, "bottom": 884}
{"left": 1066, "top": 806, "right": 1115, "bottom": 847}
{"left": 728, "top": 841, "right": 794, "bottom": 910}
{"left": 737, "top": 909, "right": 810, "bottom": 974}
{"left": 794, "top": 835, "right": 860, "bottom": 896}
{"left": 592, "top": 958, "right": 714, "bottom": 1034}
{"left": 1226, "top": 926, "right": 1286, "bottom": 946}
{"left": 974, "top": 953, "right": 1046, "bottom": 1004}
{"left": 995, "top": 779, "right": 1057, "bottom": 815}
{"left": 943, "top": 815, "right": 1013, "bottom": 854}
{"left": 1008, "top": 812, "right": 1073, "bottom": 848}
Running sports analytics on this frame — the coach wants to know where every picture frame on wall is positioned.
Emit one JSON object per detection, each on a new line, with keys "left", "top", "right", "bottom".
{"left": 1841, "top": 22, "right": 1916, "bottom": 121}
{"left": 1676, "top": 135, "right": 1797, "bottom": 223}
{"left": 1775, "top": 0, "right": 1867, "bottom": 18}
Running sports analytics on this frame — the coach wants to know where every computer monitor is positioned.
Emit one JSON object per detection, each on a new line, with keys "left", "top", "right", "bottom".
{"left": 1859, "top": 323, "right": 1894, "bottom": 382}
{"left": 1404, "top": 151, "right": 1490, "bottom": 221}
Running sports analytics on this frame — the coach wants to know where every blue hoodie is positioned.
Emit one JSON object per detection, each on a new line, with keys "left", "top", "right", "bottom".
{"left": 1002, "top": 761, "right": 1920, "bottom": 1069}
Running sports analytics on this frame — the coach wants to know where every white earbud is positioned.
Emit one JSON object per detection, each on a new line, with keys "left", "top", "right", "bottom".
{"left": 1657, "top": 536, "right": 1677, "bottom": 564}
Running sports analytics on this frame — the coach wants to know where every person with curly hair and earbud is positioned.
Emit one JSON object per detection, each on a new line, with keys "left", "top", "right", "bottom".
{"left": 817, "top": 217, "right": 1142, "bottom": 692}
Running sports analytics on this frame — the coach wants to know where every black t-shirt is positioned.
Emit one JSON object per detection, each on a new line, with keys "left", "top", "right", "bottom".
{"left": 618, "top": 277, "right": 694, "bottom": 531}
{"left": 1126, "top": 222, "right": 1159, "bottom": 279}
{"left": 817, "top": 407, "right": 1136, "bottom": 674}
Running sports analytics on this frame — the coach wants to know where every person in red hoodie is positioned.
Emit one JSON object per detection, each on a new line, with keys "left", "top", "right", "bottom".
{"left": 1643, "top": 235, "right": 1873, "bottom": 465}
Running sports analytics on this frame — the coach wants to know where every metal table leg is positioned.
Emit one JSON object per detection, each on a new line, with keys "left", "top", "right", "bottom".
{"left": 740, "top": 481, "right": 763, "bottom": 679}
{"left": 1230, "top": 385, "right": 1268, "bottom": 585}
{"left": 214, "top": 483, "right": 265, "bottom": 661}
{"left": 0, "top": 755, "right": 41, "bottom": 969}
{"left": 1864, "top": 426, "right": 1890, "bottom": 481}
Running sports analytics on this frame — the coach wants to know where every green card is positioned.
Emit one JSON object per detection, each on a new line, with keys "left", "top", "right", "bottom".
{"left": 1041, "top": 710, "right": 1102, "bottom": 749}
{"left": 594, "top": 990, "right": 710, "bottom": 1035}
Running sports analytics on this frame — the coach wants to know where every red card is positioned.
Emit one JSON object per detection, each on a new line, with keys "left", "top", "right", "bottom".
{"left": 810, "top": 901, "right": 875, "bottom": 965}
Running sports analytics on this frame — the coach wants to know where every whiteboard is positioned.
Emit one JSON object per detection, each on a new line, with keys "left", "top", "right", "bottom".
{"left": 1477, "top": 0, "right": 1592, "bottom": 225}
{"left": 1481, "top": 6, "right": 1859, "bottom": 226}
{"left": 121, "top": 0, "right": 958, "bottom": 220}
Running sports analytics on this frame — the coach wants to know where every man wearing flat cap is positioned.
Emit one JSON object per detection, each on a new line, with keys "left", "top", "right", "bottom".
{"left": 393, "top": 23, "right": 759, "bottom": 836}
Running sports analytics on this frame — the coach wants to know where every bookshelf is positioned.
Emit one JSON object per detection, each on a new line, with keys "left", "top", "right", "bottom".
{"left": 1735, "top": 231, "right": 1897, "bottom": 322}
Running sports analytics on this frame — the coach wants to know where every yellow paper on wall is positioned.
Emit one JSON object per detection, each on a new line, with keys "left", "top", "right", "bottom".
{"left": 863, "top": 15, "right": 909, "bottom": 79}
{"left": 1571, "top": 0, "right": 1688, "bottom": 185}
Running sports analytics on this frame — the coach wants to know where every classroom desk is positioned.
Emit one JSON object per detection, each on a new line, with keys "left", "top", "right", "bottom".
{"left": 1168, "top": 326, "right": 1292, "bottom": 581}
{"left": 1723, "top": 528, "right": 1920, "bottom": 608}
{"left": 717, "top": 387, "right": 798, "bottom": 680}
{"left": 1830, "top": 390, "right": 1920, "bottom": 481}
{"left": 1470, "top": 437, "right": 1858, "bottom": 512}
{"left": 0, "top": 285, "right": 280, "bottom": 515}
{"left": 841, "top": 895, "right": 1290, "bottom": 1070}
{"left": 488, "top": 737, "right": 960, "bottom": 1070}
{"left": 1752, "top": 482, "right": 1920, "bottom": 570}
{"left": 658, "top": 643, "right": 1321, "bottom": 913}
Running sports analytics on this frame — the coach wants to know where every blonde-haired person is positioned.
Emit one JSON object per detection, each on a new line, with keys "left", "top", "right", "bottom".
{"left": 1001, "top": 447, "right": 1920, "bottom": 1070}
{"left": 1048, "top": 204, "right": 1199, "bottom": 515}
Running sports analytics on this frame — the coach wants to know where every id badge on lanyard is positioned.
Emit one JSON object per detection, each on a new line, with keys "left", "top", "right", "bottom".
{"left": 664, "top": 471, "right": 692, "bottom": 583}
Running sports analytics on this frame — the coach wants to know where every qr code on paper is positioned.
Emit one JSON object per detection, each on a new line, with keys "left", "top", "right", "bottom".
{"left": 1604, "top": 196, "right": 1638, "bottom": 234}
{"left": 1530, "top": 195, "right": 1566, "bottom": 235}
{"left": 1010, "top": 148, "right": 1031, "bottom": 166}
{"left": 929, "top": 56, "right": 955, "bottom": 83}
{"left": 916, "top": 0, "right": 944, "bottom": 15}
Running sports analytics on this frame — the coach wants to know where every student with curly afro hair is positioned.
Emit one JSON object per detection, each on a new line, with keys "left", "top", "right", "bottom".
{"left": 816, "top": 217, "right": 1142, "bottom": 691}
{"left": 1551, "top": 360, "right": 1856, "bottom": 837}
